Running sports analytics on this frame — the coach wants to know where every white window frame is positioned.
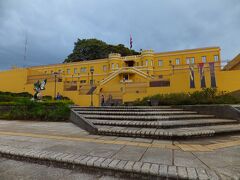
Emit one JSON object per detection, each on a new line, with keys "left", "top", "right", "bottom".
{"left": 202, "top": 56, "right": 206, "bottom": 63}
{"left": 214, "top": 55, "right": 219, "bottom": 62}
{"left": 175, "top": 58, "right": 180, "bottom": 65}
{"left": 191, "top": 57, "right": 195, "bottom": 64}
{"left": 103, "top": 65, "right": 107, "bottom": 72}
{"left": 111, "top": 63, "right": 114, "bottom": 69}
{"left": 74, "top": 68, "right": 77, "bottom": 74}
{"left": 80, "top": 67, "right": 87, "bottom": 73}
{"left": 145, "top": 60, "right": 148, "bottom": 66}
{"left": 186, "top": 58, "right": 190, "bottom": 64}
{"left": 158, "top": 60, "right": 163, "bottom": 66}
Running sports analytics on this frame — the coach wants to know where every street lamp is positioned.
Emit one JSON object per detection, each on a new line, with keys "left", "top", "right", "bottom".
{"left": 169, "top": 60, "right": 174, "bottom": 75}
{"left": 90, "top": 67, "right": 94, "bottom": 106}
{"left": 53, "top": 72, "right": 59, "bottom": 100}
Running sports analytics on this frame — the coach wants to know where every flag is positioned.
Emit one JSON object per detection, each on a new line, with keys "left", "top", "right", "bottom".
{"left": 189, "top": 65, "right": 195, "bottom": 88}
{"left": 209, "top": 62, "right": 217, "bottom": 88}
{"left": 130, "top": 35, "right": 133, "bottom": 49}
{"left": 198, "top": 63, "right": 206, "bottom": 88}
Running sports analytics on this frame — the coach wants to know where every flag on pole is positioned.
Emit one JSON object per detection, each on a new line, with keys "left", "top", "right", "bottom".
{"left": 189, "top": 65, "right": 195, "bottom": 88}
{"left": 198, "top": 63, "right": 206, "bottom": 88}
{"left": 130, "top": 35, "right": 133, "bottom": 49}
{"left": 209, "top": 62, "right": 217, "bottom": 88}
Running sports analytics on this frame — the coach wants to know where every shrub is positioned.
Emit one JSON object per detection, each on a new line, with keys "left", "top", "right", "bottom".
{"left": 7, "top": 99, "right": 72, "bottom": 121}
{"left": 0, "top": 91, "right": 32, "bottom": 97}
{"left": 131, "top": 88, "right": 240, "bottom": 106}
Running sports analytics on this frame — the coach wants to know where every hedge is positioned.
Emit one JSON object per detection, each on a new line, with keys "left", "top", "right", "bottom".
{"left": 131, "top": 88, "right": 240, "bottom": 106}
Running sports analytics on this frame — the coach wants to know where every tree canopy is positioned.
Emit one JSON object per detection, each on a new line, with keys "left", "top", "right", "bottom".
{"left": 64, "top": 38, "right": 140, "bottom": 63}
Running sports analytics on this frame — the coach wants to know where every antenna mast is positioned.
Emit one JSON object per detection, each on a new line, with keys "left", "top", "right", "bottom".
{"left": 23, "top": 32, "right": 28, "bottom": 67}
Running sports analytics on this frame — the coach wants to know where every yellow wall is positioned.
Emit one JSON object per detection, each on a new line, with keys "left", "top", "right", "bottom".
{"left": 216, "top": 70, "right": 240, "bottom": 92}
{"left": 0, "top": 68, "right": 27, "bottom": 93}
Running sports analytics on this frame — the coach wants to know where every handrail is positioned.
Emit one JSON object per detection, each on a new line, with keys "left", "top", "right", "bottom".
{"left": 132, "top": 67, "right": 150, "bottom": 77}
{"left": 100, "top": 67, "right": 153, "bottom": 86}
{"left": 99, "top": 68, "right": 122, "bottom": 86}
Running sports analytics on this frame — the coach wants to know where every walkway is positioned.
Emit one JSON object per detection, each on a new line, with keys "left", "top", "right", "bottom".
{"left": 0, "top": 120, "right": 239, "bottom": 179}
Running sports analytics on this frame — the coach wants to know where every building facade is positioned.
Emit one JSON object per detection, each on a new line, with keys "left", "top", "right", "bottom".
{"left": 223, "top": 53, "right": 240, "bottom": 71}
{"left": 0, "top": 47, "right": 239, "bottom": 106}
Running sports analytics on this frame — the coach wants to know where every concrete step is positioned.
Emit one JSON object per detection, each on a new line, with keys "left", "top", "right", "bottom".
{"left": 0, "top": 145, "right": 217, "bottom": 180}
{"left": 83, "top": 114, "right": 215, "bottom": 121}
{"left": 72, "top": 107, "right": 183, "bottom": 112}
{"left": 72, "top": 106, "right": 172, "bottom": 109}
{"left": 76, "top": 110, "right": 197, "bottom": 116}
{"left": 97, "top": 124, "right": 240, "bottom": 139}
{"left": 91, "top": 119, "right": 239, "bottom": 128}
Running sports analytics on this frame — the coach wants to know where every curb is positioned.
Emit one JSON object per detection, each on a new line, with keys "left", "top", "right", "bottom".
{"left": 0, "top": 145, "right": 218, "bottom": 180}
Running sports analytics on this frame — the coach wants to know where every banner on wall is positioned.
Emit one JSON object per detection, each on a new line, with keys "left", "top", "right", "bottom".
{"left": 209, "top": 62, "right": 217, "bottom": 88}
{"left": 189, "top": 65, "right": 195, "bottom": 88}
{"left": 198, "top": 63, "right": 206, "bottom": 88}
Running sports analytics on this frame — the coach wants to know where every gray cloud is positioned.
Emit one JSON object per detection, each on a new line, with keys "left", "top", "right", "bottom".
{"left": 0, "top": 0, "right": 239, "bottom": 70}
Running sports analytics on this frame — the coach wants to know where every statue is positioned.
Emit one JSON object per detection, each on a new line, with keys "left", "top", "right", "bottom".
{"left": 33, "top": 79, "right": 47, "bottom": 100}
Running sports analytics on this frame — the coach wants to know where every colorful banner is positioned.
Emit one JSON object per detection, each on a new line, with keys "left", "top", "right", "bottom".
{"left": 130, "top": 35, "right": 133, "bottom": 49}
{"left": 189, "top": 65, "right": 195, "bottom": 88}
{"left": 198, "top": 63, "right": 206, "bottom": 88}
{"left": 209, "top": 62, "right": 217, "bottom": 88}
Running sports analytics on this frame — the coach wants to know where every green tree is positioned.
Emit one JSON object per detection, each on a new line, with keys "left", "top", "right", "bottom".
{"left": 64, "top": 38, "right": 139, "bottom": 63}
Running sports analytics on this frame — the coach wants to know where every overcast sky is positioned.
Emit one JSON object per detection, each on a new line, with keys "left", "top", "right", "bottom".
{"left": 0, "top": 0, "right": 239, "bottom": 70}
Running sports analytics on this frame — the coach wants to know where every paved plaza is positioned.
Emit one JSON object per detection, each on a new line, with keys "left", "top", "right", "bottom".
{"left": 0, "top": 120, "right": 239, "bottom": 179}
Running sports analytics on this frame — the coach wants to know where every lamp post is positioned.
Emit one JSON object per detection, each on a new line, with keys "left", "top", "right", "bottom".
{"left": 90, "top": 67, "right": 94, "bottom": 107}
{"left": 53, "top": 72, "right": 59, "bottom": 100}
{"left": 169, "top": 60, "right": 174, "bottom": 75}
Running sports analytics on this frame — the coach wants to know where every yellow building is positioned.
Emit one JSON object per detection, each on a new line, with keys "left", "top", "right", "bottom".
{"left": 0, "top": 46, "right": 239, "bottom": 106}
{"left": 223, "top": 53, "right": 240, "bottom": 70}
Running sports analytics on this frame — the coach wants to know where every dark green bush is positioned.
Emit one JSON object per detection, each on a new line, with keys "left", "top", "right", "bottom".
{"left": 0, "top": 91, "right": 32, "bottom": 97}
{"left": 132, "top": 88, "right": 240, "bottom": 106}
{"left": 0, "top": 91, "right": 32, "bottom": 102}
{"left": 0, "top": 91, "right": 73, "bottom": 121}
{"left": 7, "top": 99, "right": 72, "bottom": 121}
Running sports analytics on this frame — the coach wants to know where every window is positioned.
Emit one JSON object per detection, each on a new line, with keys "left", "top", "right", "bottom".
{"left": 191, "top": 57, "right": 195, "bottom": 64}
{"left": 116, "top": 63, "right": 119, "bottom": 69}
{"left": 202, "top": 56, "right": 206, "bottom": 63}
{"left": 80, "top": 80, "right": 86, "bottom": 84}
{"left": 186, "top": 57, "right": 194, "bottom": 64}
{"left": 150, "top": 60, "right": 153, "bottom": 66}
{"left": 67, "top": 69, "right": 70, "bottom": 74}
{"left": 175, "top": 58, "right": 180, "bottom": 65}
{"left": 123, "top": 74, "right": 129, "bottom": 81}
{"left": 74, "top": 68, "right": 78, "bottom": 74}
{"left": 58, "top": 69, "right": 62, "bottom": 74}
{"left": 158, "top": 60, "right": 163, "bottom": 66}
{"left": 80, "top": 67, "right": 87, "bottom": 73}
{"left": 111, "top": 63, "right": 114, "bottom": 69}
{"left": 103, "top": 65, "right": 107, "bottom": 72}
{"left": 145, "top": 60, "right": 148, "bottom": 66}
{"left": 214, "top": 55, "right": 219, "bottom": 62}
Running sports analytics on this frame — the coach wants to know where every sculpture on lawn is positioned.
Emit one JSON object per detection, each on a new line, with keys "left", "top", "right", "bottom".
{"left": 33, "top": 79, "right": 47, "bottom": 100}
